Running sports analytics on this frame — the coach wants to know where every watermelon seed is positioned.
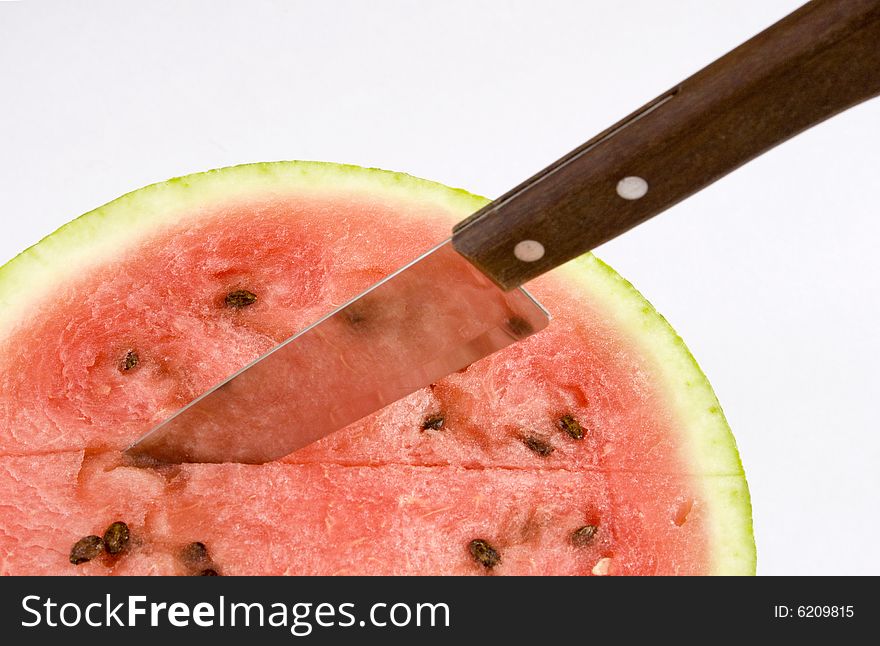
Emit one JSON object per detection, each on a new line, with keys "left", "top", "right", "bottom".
{"left": 468, "top": 539, "right": 501, "bottom": 569}
{"left": 505, "top": 316, "right": 533, "bottom": 338}
{"left": 422, "top": 414, "right": 445, "bottom": 431}
{"left": 180, "top": 541, "right": 211, "bottom": 567}
{"left": 225, "top": 289, "right": 257, "bottom": 308}
{"left": 69, "top": 535, "right": 104, "bottom": 565}
{"left": 103, "top": 521, "right": 130, "bottom": 556}
{"left": 180, "top": 541, "right": 221, "bottom": 575}
{"left": 522, "top": 434, "right": 555, "bottom": 457}
{"left": 119, "top": 350, "right": 139, "bottom": 373}
{"left": 571, "top": 524, "right": 598, "bottom": 547}
{"left": 557, "top": 414, "right": 585, "bottom": 440}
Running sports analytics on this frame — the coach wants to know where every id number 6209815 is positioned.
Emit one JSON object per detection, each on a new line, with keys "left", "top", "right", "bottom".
{"left": 773, "top": 605, "right": 854, "bottom": 619}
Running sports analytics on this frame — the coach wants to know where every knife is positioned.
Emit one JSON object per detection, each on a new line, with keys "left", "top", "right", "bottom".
{"left": 128, "top": 0, "right": 880, "bottom": 464}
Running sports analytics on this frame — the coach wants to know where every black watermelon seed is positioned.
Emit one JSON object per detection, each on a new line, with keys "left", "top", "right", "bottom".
{"left": 70, "top": 535, "right": 104, "bottom": 565}
{"left": 522, "top": 435, "right": 555, "bottom": 457}
{"left": 571, "top": 524, "right": 598, "bottom": 547}
{"left": 103, "top": 521, "right": 130, "bottom": 555}
{"left": 422, "top": 414, "right": 445, "bottom": 431}
{"left": 198, "top": 568, "right": 220, "bottom": 576}
{"left": 557, "top": 414, "right": 585, "bottom": 440}
{"left": 225, "top": 289, "right": 257, "bottom": 308}
{"left": 119, "top": 350, "right": 139, "bottom": 373}
{"left": 180, "top": 541, "right": 211, "bottom": 567}
{"left": 468, "top": 539, "right": 501, "bottom": 569}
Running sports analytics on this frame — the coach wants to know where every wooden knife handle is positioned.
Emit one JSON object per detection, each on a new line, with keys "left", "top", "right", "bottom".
{"left": 451, "top": 0, "right": 880, "bottom": 290}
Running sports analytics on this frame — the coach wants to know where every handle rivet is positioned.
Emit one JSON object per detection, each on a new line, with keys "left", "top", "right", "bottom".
{"left": 616, "top": 176, "right": 648, "bottom": 200}
{"left": 514, "top": 240, "right": 545, "bottom": 262}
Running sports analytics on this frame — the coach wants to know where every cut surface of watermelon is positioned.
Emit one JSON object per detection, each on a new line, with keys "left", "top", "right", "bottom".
{"left": 0, "top": 162, "right": 754, "bottom": 575}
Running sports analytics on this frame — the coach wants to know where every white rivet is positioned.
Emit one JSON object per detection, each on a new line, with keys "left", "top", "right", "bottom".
{"left": 616, "top": 176, "right": 648, "bottom": 200}
{"left": 513, "top": 239, "right": 545, "bottom": 262}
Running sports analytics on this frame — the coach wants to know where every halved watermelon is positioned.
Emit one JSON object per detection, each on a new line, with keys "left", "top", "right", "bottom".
{"left": 0, "top": 162, "right": 754, "bottom": 575}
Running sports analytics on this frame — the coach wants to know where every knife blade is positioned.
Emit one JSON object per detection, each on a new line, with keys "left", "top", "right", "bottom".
{"left": 128, "top": 240, "right": 550, "bottom": 464}
{"left": 127, "top": 0, "right": 880, "bottom": 464}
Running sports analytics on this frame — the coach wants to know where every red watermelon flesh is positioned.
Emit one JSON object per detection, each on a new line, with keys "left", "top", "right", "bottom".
{"left": 0, "top": 162, "right": 754, "bottom": 575}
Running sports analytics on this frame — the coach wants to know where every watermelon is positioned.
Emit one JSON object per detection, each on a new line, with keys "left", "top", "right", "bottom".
{"left": 0, "top": 162, "right": 755, "bottom": 575}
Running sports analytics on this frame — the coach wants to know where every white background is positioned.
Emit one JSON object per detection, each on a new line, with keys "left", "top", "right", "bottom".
{"left": 2, "top": 0, "right": 878, "bottom": 575}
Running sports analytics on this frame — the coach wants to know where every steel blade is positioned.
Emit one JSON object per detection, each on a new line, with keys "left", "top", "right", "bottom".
{"left": 125, "top": 239, "right": 549, "bottom": 464}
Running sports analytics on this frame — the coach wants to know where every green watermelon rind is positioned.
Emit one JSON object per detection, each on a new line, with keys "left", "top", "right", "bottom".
{"left": 0, "top": 161, "right": 755, "bottom": 575}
